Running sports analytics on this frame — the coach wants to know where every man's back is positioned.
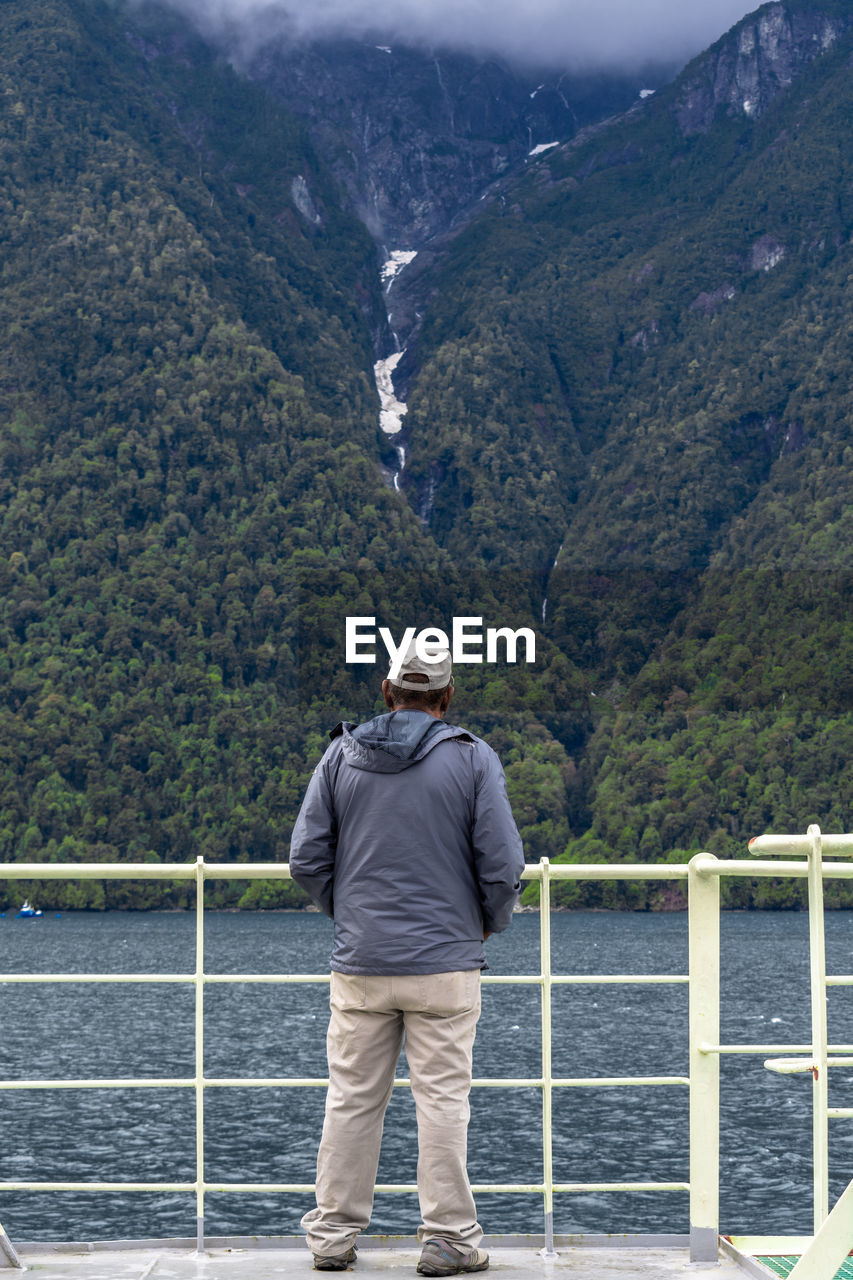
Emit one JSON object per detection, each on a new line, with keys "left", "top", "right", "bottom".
{"left": 290, "top": 709, "right": 523, "bottom": 975}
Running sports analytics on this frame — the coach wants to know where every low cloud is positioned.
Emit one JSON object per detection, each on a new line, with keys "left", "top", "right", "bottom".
{"left": 171, "top": 0, "right": 759, "bottom": 70}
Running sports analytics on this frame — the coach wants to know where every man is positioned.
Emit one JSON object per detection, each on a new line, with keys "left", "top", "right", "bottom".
{"left": 289, "top": 640, "right": 524, "bottom": 1276}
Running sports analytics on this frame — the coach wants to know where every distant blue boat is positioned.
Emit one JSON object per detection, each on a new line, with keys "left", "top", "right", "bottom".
{"left": 16, "top": 899, "right": 43, "bottom": 919}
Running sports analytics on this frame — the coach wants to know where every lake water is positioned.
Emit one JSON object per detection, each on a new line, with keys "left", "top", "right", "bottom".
{"left": 2, "top": 909, "right": 853, "bottom": 1243}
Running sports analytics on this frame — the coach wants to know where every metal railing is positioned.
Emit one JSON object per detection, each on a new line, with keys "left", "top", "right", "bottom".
{"left": 1, "top": 832, "right": 852, "bottom": 1266}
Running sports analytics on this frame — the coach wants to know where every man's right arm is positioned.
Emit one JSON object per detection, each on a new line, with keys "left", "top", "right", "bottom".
{"left": 288, "top": 749, "right": 338, "bottom": 918}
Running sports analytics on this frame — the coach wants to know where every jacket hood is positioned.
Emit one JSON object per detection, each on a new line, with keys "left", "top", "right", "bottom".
{"left": 333, "top": 710, "right": 471, "bottom": 774}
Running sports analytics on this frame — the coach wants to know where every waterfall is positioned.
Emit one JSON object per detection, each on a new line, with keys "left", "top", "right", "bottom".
{"left": 375, "top": 250, "right": 418, "bottom": 490}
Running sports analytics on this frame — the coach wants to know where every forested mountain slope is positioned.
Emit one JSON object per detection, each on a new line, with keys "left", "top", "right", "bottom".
{"left": 399, "top": 0, "right": 853, "bottom": 903}
{"left": 0, "top": 0, "right": 422, "bottom": 903}
{"left": 0, "top": 0, "right": 850, "bottom": 909}
{"left": 0, "top": 0, "right": 580, "bottom": 907}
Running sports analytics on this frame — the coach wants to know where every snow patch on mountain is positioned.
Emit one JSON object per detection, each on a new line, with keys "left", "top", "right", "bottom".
{"left": 381, "top": 250, "right": 418, "bottom": 290}
{"left": 375, "top": 351, "right": 408, "bottom": 435}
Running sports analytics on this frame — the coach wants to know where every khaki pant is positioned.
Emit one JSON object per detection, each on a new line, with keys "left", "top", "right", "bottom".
{"left": 302, "top": 969, "right": 483, "bottom": 1258}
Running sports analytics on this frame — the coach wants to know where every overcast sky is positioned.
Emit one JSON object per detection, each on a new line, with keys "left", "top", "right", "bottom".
{"left": 175, "top": 0, "right": 763, "bottom": 70}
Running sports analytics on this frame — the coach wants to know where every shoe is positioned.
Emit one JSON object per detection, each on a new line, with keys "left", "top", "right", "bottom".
{"left": 417, "top": 1239, "right": 489, "bottom": 1276}
{"left": 313, "top": 1245, "right": 357, "bottom": 1270}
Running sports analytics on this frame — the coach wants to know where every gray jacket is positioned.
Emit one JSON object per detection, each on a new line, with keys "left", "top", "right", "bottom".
{"left": 288, "top": 709, "right": 525, "bottom": 975}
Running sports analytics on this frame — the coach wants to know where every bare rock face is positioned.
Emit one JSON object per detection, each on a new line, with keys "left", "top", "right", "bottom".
{"left": 690, "top": 284, "right": 736, "bottom": 314}
{"left": 675, "top": 3, "right": 851, "bottom": 135}
{"left": 749, "top": 234, "right": 787, "bottom": 272}
{"left": 246, "top": 38, "right": 649, "bottom": 248}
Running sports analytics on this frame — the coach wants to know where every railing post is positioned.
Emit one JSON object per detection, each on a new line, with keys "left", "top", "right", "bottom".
{"left": 806, "top": 825, "right": 829, "bottom": 1231}
{"left": 538, "top": 858, "right": 556, "bottom": 1257}
{"left": 0, "top": 1220, "right": 22, "bottom": 1269}
{"left": 688, "top": 852, "right": 720, "bottom": 1262}
{"left": 195, "top": 856, "right": 206, "bottom": 1252}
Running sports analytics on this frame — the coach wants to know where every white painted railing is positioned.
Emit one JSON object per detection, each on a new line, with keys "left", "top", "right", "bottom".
{"left": 1, "top": 831, "right": 852, "bottom": 1268}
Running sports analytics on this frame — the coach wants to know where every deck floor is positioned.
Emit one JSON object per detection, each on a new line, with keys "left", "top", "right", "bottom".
{"left": 7, "top": 1240, "right": 753, "bottom": 1279}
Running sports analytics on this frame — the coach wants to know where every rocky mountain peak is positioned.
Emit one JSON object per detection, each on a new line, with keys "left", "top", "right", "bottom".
{"left": 675, "top": 1, "right": 851, "bottom": 134}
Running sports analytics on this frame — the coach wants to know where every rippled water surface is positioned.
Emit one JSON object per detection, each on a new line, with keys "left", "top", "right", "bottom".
{"left": 2, "top": 909, "right": 853, "bottom": 1242}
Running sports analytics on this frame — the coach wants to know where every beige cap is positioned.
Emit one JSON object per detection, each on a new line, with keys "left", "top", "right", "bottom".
{"left": 390, "top": 639, "right": 453, "bottom": 690}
